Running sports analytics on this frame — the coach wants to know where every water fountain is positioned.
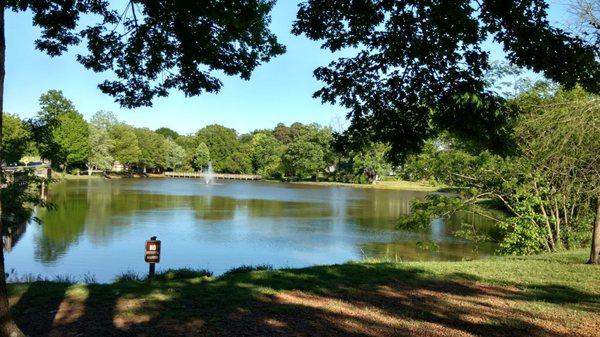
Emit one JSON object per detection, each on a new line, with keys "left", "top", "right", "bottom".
{"left": 202, "top": 162, "right": 215, "bottom": 184}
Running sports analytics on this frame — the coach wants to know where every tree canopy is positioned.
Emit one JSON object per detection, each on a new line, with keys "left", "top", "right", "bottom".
{"left": 1, "top": 114, "right": 31, "bottom": 165}
{"left": 292, "top": 0, "right": 600, "bottom": 162}
{"left": 155, "top": 127, "right": 179, "bottom": 140}
{"left": 282, "top": 124, "right": 333, "bottom": 180}
{"left": 87, "top": 124, "right": 113, "bottom": 173}
{"left": 135, "top": 127, "right": 167, "bottom": 171}
{"left": 109, "top": 123, "right": 140, "bottom": 166}
{"left": 398, "top": 86, "right": 600, "bottom": 259}
{"left": 53, "top": 110, "right": 89, "bottom": 168}
{"left": 195, "top": 124, "right": 239, "bottom": 172}
{"left": 32, "top": 90, "right": 78, "bottom": 164}
{"left": 193, "top": 142, "right": 210, "bottom": 171}
{"left": 5, "top": 0, "right": 285, "bottom": 108}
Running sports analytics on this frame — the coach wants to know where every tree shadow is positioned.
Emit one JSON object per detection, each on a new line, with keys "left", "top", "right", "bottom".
{"left": 11, "top": 282, "right": 70, "bottom": 336}
{"left": 8, "top": 264, "right": 600, "bottom": 336}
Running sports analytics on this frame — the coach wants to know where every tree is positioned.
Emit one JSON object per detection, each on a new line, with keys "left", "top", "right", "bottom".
{"left": 195, "top": 124, "right": 239, "bottom": 172}
{"left": 0, "top": 1, "right": 284, "bottom": 335}
{"left": 1, "top": 113, "right": 30, "bottom": 165}
{"left": 284, "top": 139, "right": 324, "bottom": 180}
{"left": 87, "top": 125, "right": 113, "bottom": 175}
{"left": 109, "top": 123, "right": 140, "bottom": 168}
{"left": 398, "top": 87, "right": 600, "bottom": 259}
{"left": 572, "top": 1, "right": 600, "bottom": 48}
{"left": 292, "top": 1, "right": 600, "bottom": 162}
{"left": 273, "top": 122, "right": 307, "bottom": 144}
{"left": 52, "top": 110, "right": 90, "bottom": 169}
{"left": 30, "top": 90, "right": 89, "bottom": 170}
{"left": 175, "top": 135, "right": 197, "bottom": 170}
{"left": 134, "top": 128, "right": 168, "bottom": 172}
{"left": 32, "top": 90, "right": 79, "bottom": 166}
{"left": 250, "top": 132, "right": 284, "bottom": 177}
{"left": 88, "top": 111, "right": 117, "bottom": 174}
{"left": 155, "top": 127, "right": 179, "bottom": 140}
{"left": 192, "top": 142, "right": 210, "bottom": 171}
{"left": 515, "top": 88, "right": 600, "bottom": 263}
{"left": 224, "top": 143, "right": 253, "bottom": 174}
{"left": 164, "top": 138, "right": 186, "bottom": 171}
{"left": 350, "top": 142, "right": 392, "bottom": 183}
{"left": 90, "top": 110, "right": 118, "bottom": 130}
{"left": 283, "top": 124, "right": 333, "bottom": 180}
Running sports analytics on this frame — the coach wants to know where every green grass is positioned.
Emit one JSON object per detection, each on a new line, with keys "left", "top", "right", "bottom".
{"left": 7, "top": 250, "right": 600, "bottom": 336}
{"left": 291, "top": 179, "right": 438, "bottom": 191}
{"left": 56, "top": 173, "right": 101, "bottom": 181}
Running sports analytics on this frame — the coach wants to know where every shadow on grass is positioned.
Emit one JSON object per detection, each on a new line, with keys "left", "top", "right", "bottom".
{"left": 11, "top": 282, "right": 70, "bottom": 336}
{"left": 8, "top": 263, "right": 600, "bottom": 337}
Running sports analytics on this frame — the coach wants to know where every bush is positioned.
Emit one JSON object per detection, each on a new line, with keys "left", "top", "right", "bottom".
{"left": 114, "top": 271, "right": 143, "bottom": 283}
{"left": 155, "top": 268, "right": 213, "bottom": 280}
{"left": 223, "top": 264, "right": 273, "bottom": 276}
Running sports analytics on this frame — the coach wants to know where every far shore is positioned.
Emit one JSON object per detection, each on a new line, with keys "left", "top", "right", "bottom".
{"left": 288, "top": 180, "right": 438, "bottom": 191}
{"left": 57, "top": 172, "right": 437, "bottom": 191}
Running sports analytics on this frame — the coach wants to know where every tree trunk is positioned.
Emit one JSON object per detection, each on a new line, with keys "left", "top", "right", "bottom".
{"left": 588, "top": 200, "right": 600, "bottom": 264}
{"left": 0, "top": 3, "right": 27, "bottom": 336}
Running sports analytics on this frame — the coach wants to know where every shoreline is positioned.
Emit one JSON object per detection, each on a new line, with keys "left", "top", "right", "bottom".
{"left": 7, "top": 250, "right": 598, "bottom": 336}
{"left": 288, "top": 180, "right": 438, "bottom": 191}
{"left": 58, "top": 173, "right": 438, "bottom": 191}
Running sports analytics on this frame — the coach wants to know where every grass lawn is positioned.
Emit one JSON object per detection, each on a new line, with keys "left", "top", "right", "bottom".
{"left": 290, "top": 180, "right": 438, "bottom": 192}
{"left": 59, "top": 173, "right": 102, "bottom": 180}
{"left": 8, "top": 250, "right": 599, "bottom": 336}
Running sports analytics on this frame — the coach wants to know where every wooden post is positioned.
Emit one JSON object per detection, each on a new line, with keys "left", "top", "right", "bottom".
{"left": 145, "top": 236, "right": 161, "bottom": 282}
{"left": 148, "top": 262, "right": 155, "bottom": 282}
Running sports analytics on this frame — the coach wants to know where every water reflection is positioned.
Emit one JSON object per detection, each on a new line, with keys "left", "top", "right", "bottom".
{"left": 3, "top": 221, "right": 27, "bottom": 253}
{"left": 5, "top": 179, "right": 498, "bottom": 282}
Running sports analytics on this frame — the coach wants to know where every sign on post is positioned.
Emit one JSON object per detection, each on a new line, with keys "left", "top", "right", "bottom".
{"left": 145, "top": 236, "right": 161, "bottom": 282}
{"left": 145, "top": 237, "right": 161, "bottom": 263}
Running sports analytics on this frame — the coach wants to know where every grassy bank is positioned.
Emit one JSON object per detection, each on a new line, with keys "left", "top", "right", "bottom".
{"left": 290, "top": 179, "right": 438, "bottom": 191}
{"left": 58, "top": 173, "right": 153, "bottom": 181}
{"left": 8, "top": 250, "right": 599, "bottom": 336}
{"left": 55, "top": 174, "right": 438, "bottom": 192}
{"left": 58, "top": 173, "right": 102, "bottom": 180}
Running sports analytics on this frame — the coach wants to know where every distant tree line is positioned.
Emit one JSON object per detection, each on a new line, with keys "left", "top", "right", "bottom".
{"left": 2, "top": 90, "right": 392, "bottom": 182}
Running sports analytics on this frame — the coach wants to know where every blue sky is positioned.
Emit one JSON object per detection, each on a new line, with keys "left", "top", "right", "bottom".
{"left": 4, "top": 1, "right": 571, "bottom": 135}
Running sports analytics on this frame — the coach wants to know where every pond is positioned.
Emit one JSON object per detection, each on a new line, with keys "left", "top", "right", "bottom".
{"left": 4, "top": 179, "right": 496, "bottom": 282}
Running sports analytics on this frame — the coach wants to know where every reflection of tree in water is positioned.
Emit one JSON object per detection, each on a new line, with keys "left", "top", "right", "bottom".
{"left": 245, "top": 199, "right": 332, "bottom": 219}
{"left": 1, "top": 171, "right": 46, "bottom": 252}
{"left": 82, "top": 180, "right": 189, "bottom": 243}
{"left": 34, "top": 191, "right": 88, "bottom": 263}
{"left": 3, "top": 220, "right": 27, "bottom": 253}
{"left": 189, "top": 192, "right": 337, "bottom": 222}
{"left": 34, "top": 180, "right": 193, "bottom": 262}
{"left": 348, "top": 190, "right": 424, "bottom": 231}
{"left": 359, "top": 210, "right": 503, "bottom": 262}
{"left": 31, "top": 180, "right": 505, "bottom": 265}
{"left": 446, "top": 210, "right": 504, "bottom": 241}
{"left": 360, "top": 240, "right": 497, "bottom": 262}
{"left": 191, "top": 195, "right": 236, "bottom": 221}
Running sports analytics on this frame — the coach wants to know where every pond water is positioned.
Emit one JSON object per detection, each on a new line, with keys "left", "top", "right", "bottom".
{"left": 4, "top": 179, "right": 496, "bottom": 282}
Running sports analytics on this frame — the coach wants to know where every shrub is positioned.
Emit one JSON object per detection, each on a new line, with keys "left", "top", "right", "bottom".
{"left": 155, "top": 268, "right": 213, "bottom": 281}
{"left": 223, "top": 264, "right": 273, "bottom": 276}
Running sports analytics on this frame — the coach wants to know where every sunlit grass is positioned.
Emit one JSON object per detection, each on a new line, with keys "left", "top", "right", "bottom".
{"left": 7, "top": 250, "right": 599, "bottom": 336}
{"left": 291, "top": 179, "right": 438, "bottom": 191}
